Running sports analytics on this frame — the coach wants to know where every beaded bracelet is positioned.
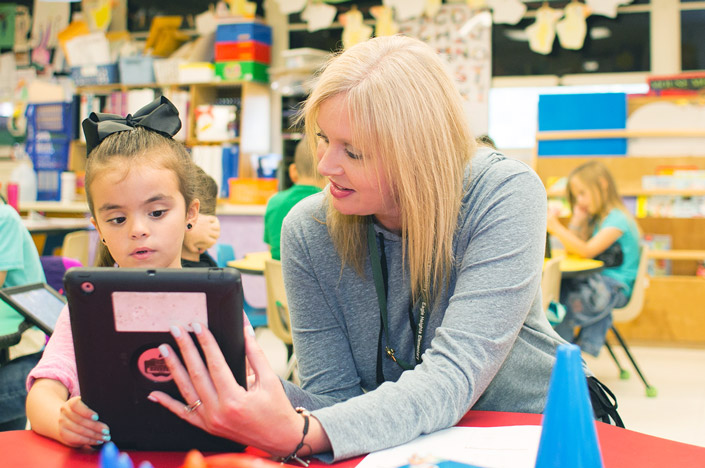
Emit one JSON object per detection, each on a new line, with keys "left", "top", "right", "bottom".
{"left": 281, "top": 408, "right": 311, "bottom": 467}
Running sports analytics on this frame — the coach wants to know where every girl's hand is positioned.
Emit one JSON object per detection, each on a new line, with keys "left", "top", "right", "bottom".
{"left": 57, "top": 396, "right": 110, "bottom": 448}
{"left": 148, "top": 324, "right": 303, "bottom": 457}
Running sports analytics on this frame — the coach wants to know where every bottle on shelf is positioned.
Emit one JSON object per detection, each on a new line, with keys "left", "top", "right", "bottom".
{"left": 9, "top": 144, "right": 37, "bottom": 204}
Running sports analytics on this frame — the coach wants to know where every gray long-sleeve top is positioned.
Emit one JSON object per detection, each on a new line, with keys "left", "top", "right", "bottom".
{"left": 279, "top": 149, "right": 567, "bottom": 461}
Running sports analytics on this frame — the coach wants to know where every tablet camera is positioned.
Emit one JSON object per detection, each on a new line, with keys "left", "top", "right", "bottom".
{"left": 81, "top": 281, "right": 95, "bottom": 294}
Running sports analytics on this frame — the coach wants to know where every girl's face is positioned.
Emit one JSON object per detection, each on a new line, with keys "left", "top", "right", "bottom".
{"left": 315, "top": 94, "right": 401, "bottom": 231}
{"left": 90, "top": 164, "right": 198, "bottom": 269}
{"left": 569, "top": 176, "right": 599, "bottom": 215}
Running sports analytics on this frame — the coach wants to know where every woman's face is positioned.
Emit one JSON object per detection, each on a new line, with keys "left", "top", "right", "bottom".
{"left": 315, "top": 94, "right": 401, "bottom": 231}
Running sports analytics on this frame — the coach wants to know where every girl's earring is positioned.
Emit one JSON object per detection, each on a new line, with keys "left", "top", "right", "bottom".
{"left": 187, "top": 223, "right": 193, "bottom": 230}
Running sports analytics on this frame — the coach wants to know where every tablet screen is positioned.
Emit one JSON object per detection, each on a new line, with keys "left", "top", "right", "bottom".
{"left": 0, "top": 284, "right": 66, "bottom": 334}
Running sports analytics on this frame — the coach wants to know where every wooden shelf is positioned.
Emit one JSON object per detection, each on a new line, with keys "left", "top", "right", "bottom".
{"left": 186, "top": 138, "right": 240, "bottom": 146}
{"left": 547, "top": 188, "right": 705, "bottom": 197}
{"left": 649, "top": 249, "right": 705, "bottom": 261}
{"left": 537, "top": 129, "right": 705, "bottom": 141}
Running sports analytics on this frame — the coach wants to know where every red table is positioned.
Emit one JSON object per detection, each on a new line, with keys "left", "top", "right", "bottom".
{"left": 3, "top": 411, "right": 704, "bottom": 467}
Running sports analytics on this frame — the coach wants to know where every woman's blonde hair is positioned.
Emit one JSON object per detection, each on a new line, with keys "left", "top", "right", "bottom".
{"left": 567, "top": 160, "right": 636, "bottom": 233}
{"left": 302, "top": 35, "right": 475, "bottom": 302}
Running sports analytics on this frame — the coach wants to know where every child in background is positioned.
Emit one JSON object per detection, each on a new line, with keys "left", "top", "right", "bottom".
{"left": 25, "top": 97, "right": 200, "bottom": 448}
{"left": 0, "top": 199, "right": 46, "bottom": 431}
{"left": 182, "top": 166, "right": 220, "bottom": 268}
{"left": 547, "top": 160, "right": 640, "bottom": 356}
{"left": 263, "top": 135, "right": 323, "bottom": 260}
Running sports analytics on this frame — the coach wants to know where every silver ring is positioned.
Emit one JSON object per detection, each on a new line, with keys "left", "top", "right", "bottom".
{"left": 184, "top": 399, "right": 203, "bottom": 413}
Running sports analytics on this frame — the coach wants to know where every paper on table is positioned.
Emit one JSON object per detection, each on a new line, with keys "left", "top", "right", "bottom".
{"left": 356, "top": 425, "right": 541, "bottom": 468}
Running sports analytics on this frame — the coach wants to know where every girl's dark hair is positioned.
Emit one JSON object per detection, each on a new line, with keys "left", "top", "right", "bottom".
{"left": 192, "top": 165, "right": 219, "bottom": 216}
{"left": 86, "top": 127, "right": 196, "bottom": 267}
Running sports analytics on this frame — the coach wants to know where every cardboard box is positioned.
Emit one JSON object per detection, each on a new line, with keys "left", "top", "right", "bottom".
{"left": 215, "top": 41, "right": 270, "bottom": 64}
{"left": 215, "top": 61, "right": 268, "bottom": 83}
{"left": 216, "top": 22, "right": 271, "bottom": 45}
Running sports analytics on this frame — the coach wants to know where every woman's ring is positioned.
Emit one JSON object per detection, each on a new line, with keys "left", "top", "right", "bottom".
{"left": 184, "top": 399, "right": 203, "bottom": 413}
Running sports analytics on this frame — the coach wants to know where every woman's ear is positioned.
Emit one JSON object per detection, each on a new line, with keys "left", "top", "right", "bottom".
{"left": 186, "top": 199, "right": 200, "bottom": 229}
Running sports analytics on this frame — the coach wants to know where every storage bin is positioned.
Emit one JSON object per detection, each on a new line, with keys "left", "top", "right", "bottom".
{"left": 153, "top": 58, "right": 186, "bottom": 84}
{"left": 36, "top": 169, "right": 62, "bottom": 201}
{"left": 215, "top": 41, "right": 270, "bottom": 64}
{"left": 119, "top": 56, "right": 155, "bottom": 84}
{"left": 26, "top": 138, "right": 70, "bottom": 171}
{"left": 228, "top": 178, "right": 277, "bottom": 205}
{"left": 216, "top": 22, "right": 271, "bottom": 45}
{"left": 70, "top": 63, "right": 119, "bottom": 86}
{"left": 215, "top": 61, "right": 268, "bottom": 83}
{"left": 25, "top": 102, "right": 75, "bottom": 141}
{"left": 280, "top": 48, "right": 329, "bottom": 70}
{"left": 178, "top": 62, "right": 215, "bottom": 83}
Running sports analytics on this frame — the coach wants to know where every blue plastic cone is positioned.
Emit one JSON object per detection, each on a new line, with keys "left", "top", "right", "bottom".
{"left": 535, "top": 343, "right": 603, "bottom": 468}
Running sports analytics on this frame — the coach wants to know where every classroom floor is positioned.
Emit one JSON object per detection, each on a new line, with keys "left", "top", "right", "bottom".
{"left": 582, "top": 343, "right": 705, "bottom": 448}
{"left": 257, "top": 330, "right": 705, "bottom": 448}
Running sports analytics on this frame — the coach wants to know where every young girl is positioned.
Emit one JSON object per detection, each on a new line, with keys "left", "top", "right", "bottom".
{"left": 25, "top": 97, "right": 200, "bottom": 448}
{"left": 547, "top": 160, "right": 641, "bottom": 356}
{"left": 181, "top": 165, "right": 220, "bottom": 268}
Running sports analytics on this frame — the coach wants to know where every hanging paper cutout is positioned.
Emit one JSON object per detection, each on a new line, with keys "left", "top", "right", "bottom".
{"left": 274, "top": 0, "right": 306, "bottom": 16}
{"left": 340, "top": 6, "right": 372, "bottom": 49}
{"left": 525, "top": 3, "right": 562, "bottom": 55}
{"left": 585, "top": 0, "right": 632, "bottom": 19}
{"left": 370, "top": 6, "right": 398, "bottom": 37}
{"left": 424, "top": 0, "right": 442, "bottom": 18}
{"left": 31, "top": 0, "right": 69, "bottom": 48}
{"left": 384, "top": 0, "right": 425, "bottom": 22}
{"left": 227, "top": 0, "right": 257, "bottom": 18}
{"left": 487, "top": 0, "right": 526, "bottom": 25}
{"left": 302, "top": 2, "right": 337, "bottom": 32}
{"left": 465, "top": 0, "right": 488, "bottom": 10}
{"left": 556, "top": 1, "right": 591, "bottom": 50}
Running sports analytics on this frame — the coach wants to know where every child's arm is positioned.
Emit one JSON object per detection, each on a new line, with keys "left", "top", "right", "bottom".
{"left": 26, "top": 378, "right": 109, "bottom": 448}
{"left": 548, "top": 217, "right": 623, "bottom": 258}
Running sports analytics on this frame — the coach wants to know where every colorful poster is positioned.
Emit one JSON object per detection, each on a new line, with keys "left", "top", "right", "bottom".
{"left": 398, "top": 4, "right": 492, "bottom": 134}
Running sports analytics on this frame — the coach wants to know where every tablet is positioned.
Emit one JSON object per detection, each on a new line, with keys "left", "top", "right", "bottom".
{"left": 0, "top": 283, "right": 66, "bottom": 335}
{"left": 64, "top": 267, "right": 246, "bottom": 452}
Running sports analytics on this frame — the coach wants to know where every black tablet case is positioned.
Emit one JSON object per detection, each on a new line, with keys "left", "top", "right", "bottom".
{"left": 64, "top": 267, "right": 246, "bottom": 452}
{"left": 0, "top": 282, "right": 66, "bottom": 335}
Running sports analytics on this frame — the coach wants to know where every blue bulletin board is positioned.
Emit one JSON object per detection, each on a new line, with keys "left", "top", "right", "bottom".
{"left": 538, "top": 93, "right": 627, "bottom": 156}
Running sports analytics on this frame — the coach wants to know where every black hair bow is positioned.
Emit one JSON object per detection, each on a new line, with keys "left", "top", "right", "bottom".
{"left": 82, "top": 95, "right": 182, "bottom": 156}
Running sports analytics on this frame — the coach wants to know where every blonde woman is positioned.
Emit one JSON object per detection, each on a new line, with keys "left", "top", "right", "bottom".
{"left": 151, "top": 36, "right": 618, "bottom": 462}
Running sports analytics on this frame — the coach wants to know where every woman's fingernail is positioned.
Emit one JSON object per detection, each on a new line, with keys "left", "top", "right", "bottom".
{"left": 159, "top": 344, "right": 170, "bottom": 358}
{"left": 247, "top": 325, "right": 255, "bottom": 337}
{"left": 192, "top": 322, "right": 202, "bottom": 334}
{"left": 91, "top": 413, "right": 99, "bottom": 421}
{"left": 96, "top": 440, "right": 104, "bottom": 445}
{"left": 170, "top": 325, "right": 181, "bottom": 338}
{"left": 147, "top": 394, "right": 158, "bottom": 403}
{"left": 102, "top": 428, "right": 110, "bottom": 435}
{"left": 103, "top": 435, "right": 111, "bottom": 442}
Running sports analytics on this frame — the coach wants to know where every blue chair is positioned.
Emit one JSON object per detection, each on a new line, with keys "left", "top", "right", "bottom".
{"left": 216, "top": 244, "right": 268, "bottom": 328}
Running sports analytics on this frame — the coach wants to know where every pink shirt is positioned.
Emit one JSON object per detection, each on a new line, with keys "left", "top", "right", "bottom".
{"left": 27, "top": 305, "right": 253, "bottom": 398}
{"left": 27, "top": 305, "right": 81, "bottom": 397}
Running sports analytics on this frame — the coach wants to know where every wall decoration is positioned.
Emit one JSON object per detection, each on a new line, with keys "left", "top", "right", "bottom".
{"left": 384, "top": 0, "right": 425, "bottom": 22}
{"left": 398, "top": 4, "right": 491, "bottom": 134}
{"left": 274, "top": 0, "right": 306, "bottom": 16}
{"left": 340, "top": 6, "right": 372, "bottom": 49}
{"left": 370, "top": 5, "right": 398, "bottom": 37}
{"left": 586, "top": 0, "right": 633, "bottom": 19}
{"left": 556, "top": 0, "right": 590, "bottom": 50}
{"left": 487, "top": 0, "right": 526, "bottom": 25}
{"left": 525, "top": 2, "right": 562, "bottom": 55}
{"left": 301, "top": 2, "right": 337, "bottom": 32}
{"left": 0, "top": 4, "right": 15, "bottom": 49}
{"left": 424, "top": 0, "right": 442, "bottom": 18}
{"left": 31, "top": 0, "right": 69, "bottom": 48}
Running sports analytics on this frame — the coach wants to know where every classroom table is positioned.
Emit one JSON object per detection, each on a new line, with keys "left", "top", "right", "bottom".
{"left": 3, "top": 410, "right": 704, "bottom": 468}
{"left": 21, "top": 216, "right": 94, "bottom": 256}
{"left": 547, "top": 249, "right": 605, "bottom": 278}
{"left": 226, "top": 251, "right": 272, "bottom": 276}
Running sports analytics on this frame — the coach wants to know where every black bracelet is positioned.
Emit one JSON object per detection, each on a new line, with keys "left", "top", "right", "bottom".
{"left": 281, "top": 408, "right": 311, "bottom": 467}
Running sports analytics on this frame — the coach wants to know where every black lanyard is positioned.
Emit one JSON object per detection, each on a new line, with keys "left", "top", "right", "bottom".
{"left": 367, "top": 222, "right": 428, "bottom": 383}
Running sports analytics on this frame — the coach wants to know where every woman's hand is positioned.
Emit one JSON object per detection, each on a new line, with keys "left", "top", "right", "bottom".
{"left": 57, "top": 396, "right": 111, "bottom": 448}
{"left": 147, "top": 323, "right": 304, "bottom": 457}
